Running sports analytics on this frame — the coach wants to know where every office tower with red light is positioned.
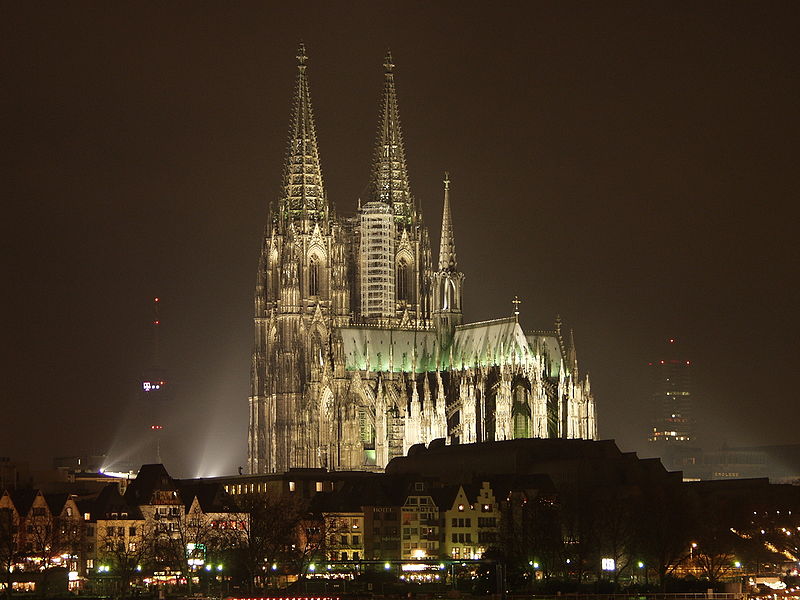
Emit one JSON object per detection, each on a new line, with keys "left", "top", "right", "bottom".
{"left": 648, "top": 338, "right": 694, "bottom": 445}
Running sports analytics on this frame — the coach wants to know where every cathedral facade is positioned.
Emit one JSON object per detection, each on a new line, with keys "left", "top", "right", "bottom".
{"left": 248, "top": 47, "right": 596, "bottom": 474}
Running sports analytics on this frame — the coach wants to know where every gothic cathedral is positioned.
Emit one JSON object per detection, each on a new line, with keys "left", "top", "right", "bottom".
{"left": 248, "top": 47, "right": 597, "bottom": 474}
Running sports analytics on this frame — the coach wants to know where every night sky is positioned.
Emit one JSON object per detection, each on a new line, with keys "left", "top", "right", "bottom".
{"left": 4, "top": 2, "right": 799, "bottom": 477}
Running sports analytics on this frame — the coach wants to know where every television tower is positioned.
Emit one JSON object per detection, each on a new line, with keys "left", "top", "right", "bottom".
{"left": 140, "top": 297, "right": 170, "bottom": 463}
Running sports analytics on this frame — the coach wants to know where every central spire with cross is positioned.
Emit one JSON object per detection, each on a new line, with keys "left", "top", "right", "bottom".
{"left": 438, "top": 171, "right": 458, "bottom": 271}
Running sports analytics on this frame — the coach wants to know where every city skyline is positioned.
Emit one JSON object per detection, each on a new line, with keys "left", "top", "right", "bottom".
{"left": 4, "top": 2, "right": 799, "bottom": 476}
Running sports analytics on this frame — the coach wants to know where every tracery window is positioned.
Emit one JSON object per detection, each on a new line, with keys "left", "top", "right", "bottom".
{"left": 512, "top": 383, "right": 531, "bottom": 439}
{"left": 309, "top": 257, "right": 319, "bottom": 296}
{"left": 397, "top": 261, "right": 409, "bottom": 301}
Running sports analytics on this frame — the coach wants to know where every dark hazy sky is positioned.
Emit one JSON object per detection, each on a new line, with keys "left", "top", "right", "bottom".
{"left": 4, "top": 1, "right": 799, "bottom": 477}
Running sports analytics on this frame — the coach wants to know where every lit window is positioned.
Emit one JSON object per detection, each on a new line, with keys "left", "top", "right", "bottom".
{"left": 316, "top": 481, "right": 323, "bottom": 492}
{"left": 289, "top": 481, "right": 296, "bottom": 492}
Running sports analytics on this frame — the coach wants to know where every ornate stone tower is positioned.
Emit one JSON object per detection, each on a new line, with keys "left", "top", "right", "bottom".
{"left": 356, "top": 51, "right": 433, "bottom": 327}
{"left": 249, "top": 45, "right": 346, "bottom": 474}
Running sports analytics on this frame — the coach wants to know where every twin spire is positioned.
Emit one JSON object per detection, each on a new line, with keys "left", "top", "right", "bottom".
{"left": 370, "top": 51, "right": 414, "bottom": 224}
{"left": 279, "top": 45, "right": 456, "bottom": 271}
{"left": 281, "top": 43, "right": 326, "bottom": 221}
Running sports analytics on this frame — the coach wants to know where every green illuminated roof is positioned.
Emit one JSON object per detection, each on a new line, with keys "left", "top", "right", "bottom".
{"left": 340, "top": 327, "right": 440, "bottom": 372}
{"left": 451, "top": 317, "right": 532, "bottom": 368}
{"left": 340, "top": 318, "right": 566, "bottom": 374}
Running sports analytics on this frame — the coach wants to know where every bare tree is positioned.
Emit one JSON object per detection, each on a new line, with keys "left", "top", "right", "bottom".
{"left": 154, "top": 505, "right": 244, "bottom": 595}
{"left": 230, "top": 494, "right": 313, "bottom": 592}
{"left": 96, "top": 520, "right": 158, "bottom": 600}
{"left": 0, "top": 508, "right": 20, "bottom": 600}
{"left": 590, "top": 487, "right": 640, "bottom": 588}
{"left": 635, "top": 485, "right": 693, "bottom": 590}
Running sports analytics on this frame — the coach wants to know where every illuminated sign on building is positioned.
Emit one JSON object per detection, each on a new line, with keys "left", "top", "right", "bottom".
{"left": 142, "top": 381, "right": 166, "bottom": 392}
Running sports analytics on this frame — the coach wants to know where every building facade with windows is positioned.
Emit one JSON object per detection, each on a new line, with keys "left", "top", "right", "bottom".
{"left": 248, "top": 46, "right": 597, "bottom": 475}
{"left": 648, "top": 338, "right": 694, "bottom": 445}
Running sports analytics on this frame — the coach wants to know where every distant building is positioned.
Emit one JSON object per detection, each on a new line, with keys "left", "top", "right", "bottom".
{"left": 0, "top": 457, "right": 31, "bottom": 490}
{"left": 648, "top": 338, "right": 694, "bottom": 445}
{"left": 680, "top": 443, "right": 800, "bottom": 483}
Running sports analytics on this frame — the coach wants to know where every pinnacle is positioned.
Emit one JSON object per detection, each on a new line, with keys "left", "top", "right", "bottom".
{"left": 438, "top": 172, "right": 458, "bottom": 271}
{"left": 296, "top": 42, "right": 308, "bottom": 67}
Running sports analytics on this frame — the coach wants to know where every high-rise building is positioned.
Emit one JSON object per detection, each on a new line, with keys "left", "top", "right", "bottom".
{"left": 648, "top": 338, "right": 693, "bottom": 445}
{"left": 248, "top": 46, "right": 597, "bottom": 474}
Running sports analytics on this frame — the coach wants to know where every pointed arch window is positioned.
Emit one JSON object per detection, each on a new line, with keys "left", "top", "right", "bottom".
{"left": 512, "top": 383, "right": 531, "bottom": 439}
{"left": 309, "top": 257, "right": 320, "bottom": 297}
{"left": 441, "top": 278, "right": 455, "bottom": 311}
{"left": 397, "top": 261, "right": 409, "bottom": 301}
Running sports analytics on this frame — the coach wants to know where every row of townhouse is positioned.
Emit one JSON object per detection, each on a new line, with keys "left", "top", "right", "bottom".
{"left": 0, "top": 488, "right": 84, "bottom": 588}
{"left": 1, "top": 464, "right": 246, "bottom": 592}
{"left": 308, "top": 475, "right": 551, "bottom": 562}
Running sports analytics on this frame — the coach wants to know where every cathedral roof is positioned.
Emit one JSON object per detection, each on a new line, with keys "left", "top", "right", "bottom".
{"left": 340, "top": 318, "right": 568, "bottom": 373}
{"left": 340, "top": 326, "right": 440, "bottom": 372}
{"left": 451, "top": 317, "right": 532, "bottom": 368}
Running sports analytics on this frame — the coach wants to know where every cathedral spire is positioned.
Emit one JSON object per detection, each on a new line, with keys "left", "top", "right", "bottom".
{"left": 370, "top": 50, "right": 414, "bottom": 223}
{"left": 438, "top": 172, "right": 457, "bottom": 271}
{"left": 281, "top": 43, "right": 326, "bottom": 224}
